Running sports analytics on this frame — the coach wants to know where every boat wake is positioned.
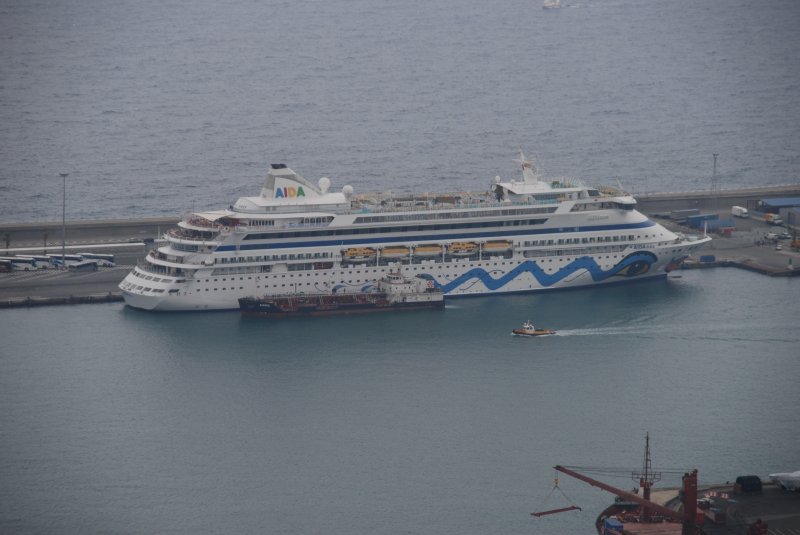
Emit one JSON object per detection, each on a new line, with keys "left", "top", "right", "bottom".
{"left": 554, "top": 325, "right": 656, "bottom": 337}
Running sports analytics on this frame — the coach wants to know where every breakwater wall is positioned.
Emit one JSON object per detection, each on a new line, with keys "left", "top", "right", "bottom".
{"left": 0, "top": 292, "right": 124, "bottom": 309}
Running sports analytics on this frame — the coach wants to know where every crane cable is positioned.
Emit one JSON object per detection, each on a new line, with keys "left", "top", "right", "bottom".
{"left": 531, "top": 473, "right": 582, "bottom": 518}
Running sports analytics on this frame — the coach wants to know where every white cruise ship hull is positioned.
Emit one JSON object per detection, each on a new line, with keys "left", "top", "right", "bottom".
{"left": 120, "top": 158, "right": 712, "bottom": 312}
{"left": 121, "top": 239, "right": 709, "bottom": 311}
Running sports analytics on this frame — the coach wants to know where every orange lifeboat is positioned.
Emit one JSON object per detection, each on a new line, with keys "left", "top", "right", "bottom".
{"left": 413, "top": 244, "right": 443, "bottom": 257}
{"left": 448, "top": 242, "right": 478, "bottom": 256}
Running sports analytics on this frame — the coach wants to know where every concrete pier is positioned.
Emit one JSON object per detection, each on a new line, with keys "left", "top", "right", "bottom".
{"left": 1, "top": 185, "right": 798, "bottom": 307}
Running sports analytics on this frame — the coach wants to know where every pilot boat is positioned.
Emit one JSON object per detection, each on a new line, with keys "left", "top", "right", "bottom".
{"left": 512, "top": 320, "right": 556, "bottom": 337}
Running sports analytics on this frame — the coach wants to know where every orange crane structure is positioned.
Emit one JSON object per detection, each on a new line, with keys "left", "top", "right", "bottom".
{"left": 553, "top": 464, "right": 700, "bottom": 535}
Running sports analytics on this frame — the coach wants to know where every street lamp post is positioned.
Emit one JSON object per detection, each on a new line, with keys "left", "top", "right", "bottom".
{"left": 60, "top": 173, "right": 68, "bottom": 266}
{"left": 711, "top": 154, "right": 719, "bottom": 213}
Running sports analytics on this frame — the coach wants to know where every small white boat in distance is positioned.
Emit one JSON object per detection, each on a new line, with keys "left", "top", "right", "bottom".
{"left": 512, "top": 320, "right": 557, "bottom": 337}
{"left": 769, "top": 471, "right": 800, "bottom": 491}
{"left": 543, "top": 0, "right": 561, "bottom": 9}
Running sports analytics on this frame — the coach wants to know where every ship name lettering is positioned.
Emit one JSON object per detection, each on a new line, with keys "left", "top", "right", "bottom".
{"left": 275, "top": 186, "right": 306, "bottom": 198}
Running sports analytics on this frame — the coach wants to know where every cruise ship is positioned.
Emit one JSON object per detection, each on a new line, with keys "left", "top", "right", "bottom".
{"left": 120, "top": 154, "right": 711, "bottom": 311}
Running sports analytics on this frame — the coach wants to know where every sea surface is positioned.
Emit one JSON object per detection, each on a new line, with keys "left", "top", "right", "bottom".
{"left": 2, "top": 1, "right": 800, "bottom": 533}
{"left": 1, "top": 0, "right": 800, "bottom": 223}
{"left": 1, "top": 269, "right": 799, "bottom": 534}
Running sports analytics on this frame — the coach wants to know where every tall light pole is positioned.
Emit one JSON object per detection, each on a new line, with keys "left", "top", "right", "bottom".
{"left": 60, "top": 172, "right": 68, "bottom": 266}
{"left": 711, "top": 154, "right": 718, "bottom": 213}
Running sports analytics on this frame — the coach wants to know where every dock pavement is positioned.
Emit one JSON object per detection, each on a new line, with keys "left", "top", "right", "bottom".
{"left": 1, "top": 186, "right": 798, "bottom": 307}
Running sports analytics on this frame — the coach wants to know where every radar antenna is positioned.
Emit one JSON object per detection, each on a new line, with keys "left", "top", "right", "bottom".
{"left": 615, "top": 178, "right": 629, "bottom": 195}
{"left": 513, "top": 150, "right": 542, "bottom": 184}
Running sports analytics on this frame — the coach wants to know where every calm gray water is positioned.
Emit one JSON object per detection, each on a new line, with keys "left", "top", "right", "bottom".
{"left": 1, "top": 269, "right": 799, "bottom": 534}
{"left": 1, "top": 0, "right": 800, "bottom": 222}
{"left": 2, "top": 1, "right": 799, "bottom": 533}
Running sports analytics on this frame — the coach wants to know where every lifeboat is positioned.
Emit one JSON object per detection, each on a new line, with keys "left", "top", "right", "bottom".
{"left": 344, "top": 247, "right": 376, "bottom": 261}
{"left": 448, "top": 242, "right": 478, "bottom": 256}
{"left": 483, "top": 240, "right": 512, "bottom": 253}
{"left": 511, "top": 320, "right": 556, "bottom": 337}
{"left": 413, "top": 244, "right": 443, "bottom": 257}
{"left": 381, "top": 246, "right": 411, "bottom": 259}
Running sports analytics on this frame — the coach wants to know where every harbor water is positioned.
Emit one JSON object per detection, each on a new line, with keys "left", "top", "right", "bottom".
{"left": 2, "top": 0, "right": 799, "bottom": 532}
{"left": 2, "top": 0, "right": 800, "bottom": 222}
{"left": 2, "top": 268, "right": 799, "bottom": 534}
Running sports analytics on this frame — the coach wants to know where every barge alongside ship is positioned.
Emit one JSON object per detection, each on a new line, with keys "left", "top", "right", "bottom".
{"left": 239, "top": 271, "right": 443, "bottom": 317}
{"left": 120, "top": 152, "right": 711, "bottom": 311}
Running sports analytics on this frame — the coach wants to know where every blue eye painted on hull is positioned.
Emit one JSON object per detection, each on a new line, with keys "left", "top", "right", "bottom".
{"left": 419, "top": 252, "right": 658, "bottom": 293}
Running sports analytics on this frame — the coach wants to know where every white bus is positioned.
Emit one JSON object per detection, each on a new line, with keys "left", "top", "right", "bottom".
{"left": 47, "top": 254, "right": 84, "bottom": 267}
{"left": 17, "top": 255, "right": 54, "bottom": 269}
{"left": 0, "top": 256, "right": 39, "bottom": 270}
{"left": 78, "top": 252, "right": 115, "bottom": 267}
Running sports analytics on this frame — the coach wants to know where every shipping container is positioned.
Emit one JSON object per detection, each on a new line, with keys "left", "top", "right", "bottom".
{"left": 735, "top": 475, "right": 762, "bottom": 493}
{"left": 688, "top": 217, "right": 733, "bottom": 230}
{"left": 670, "top": 208, "right": 700, "bottom": 221}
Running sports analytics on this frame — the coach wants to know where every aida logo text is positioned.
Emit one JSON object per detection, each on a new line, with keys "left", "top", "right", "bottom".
{"left": 275, "top": 186, "right": 305, "bottom": 198}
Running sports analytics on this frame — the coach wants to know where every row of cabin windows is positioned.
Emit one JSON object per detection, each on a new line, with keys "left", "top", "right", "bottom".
{"left": 353, "top": 206, "right": 557, "bottom": 224}
{"left": 242, "top": 218, "right": 547, "bottom": 240}
{"left": 193, "top": 253, "right": 625, "bottom": 292}
{"left": 218, "top": 252, "right": 331, "bottom": 263}
{"left": 183, "top": 251, "right": 645, "bottom": 294}
{"left": 199, "top": 254, "right": 633, "bottom": 287}
{"left": 220, "top": 232, "right": 658, "bottom": 264}
{"left": 523, "top": 234, "right": 658, "bottom": 246}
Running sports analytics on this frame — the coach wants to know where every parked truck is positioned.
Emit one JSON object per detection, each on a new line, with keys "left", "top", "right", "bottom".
{"left": 764, "top": 213, "right": 784, "bottom": 225}
{"left": 731, "top": 206, "right": 749, "bottom": 218}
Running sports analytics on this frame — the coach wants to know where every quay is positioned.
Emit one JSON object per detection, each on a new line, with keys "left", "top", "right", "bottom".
{"left": 624, "top": 481, "right": 800, "bottom": 535}
{"left": 1, "top": 185, "right": 798, "bottom": 308}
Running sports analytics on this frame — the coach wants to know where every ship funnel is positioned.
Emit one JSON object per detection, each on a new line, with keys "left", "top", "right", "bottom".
{"left": 260, "top": 164, "right": 321, "bottom": 199}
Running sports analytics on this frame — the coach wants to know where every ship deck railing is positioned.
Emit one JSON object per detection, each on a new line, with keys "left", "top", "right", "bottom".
{"left": 348, "top": 196, "right": 562, "bottom": 214}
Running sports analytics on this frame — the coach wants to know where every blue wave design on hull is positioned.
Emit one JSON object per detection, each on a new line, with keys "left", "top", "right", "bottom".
{"left": 421, "top": 252, "right": 658, "bottom": 293}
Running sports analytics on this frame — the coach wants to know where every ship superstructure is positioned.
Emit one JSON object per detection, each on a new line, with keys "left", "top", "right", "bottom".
{"left": 120, "top": 155, "right": 711, "bottom": 311}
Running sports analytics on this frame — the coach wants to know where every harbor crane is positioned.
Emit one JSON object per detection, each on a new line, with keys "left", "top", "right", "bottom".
{"left": 532, "top": 434, "right": 701, "bottom": 535}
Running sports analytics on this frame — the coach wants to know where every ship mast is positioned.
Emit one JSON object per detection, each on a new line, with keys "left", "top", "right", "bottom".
{"left": 552, "top": 434, "right": 699, "bottom": 535}
{"left": 554, "top": 465, "right": 699, "bottom": 535}
{"left": 632, "top": 432, "right": 661, "bottom": 504}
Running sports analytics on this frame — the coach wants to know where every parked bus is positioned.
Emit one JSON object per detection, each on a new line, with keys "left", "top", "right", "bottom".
{"left": 68, "top": 260, "right": 99, "bottom": 272}
{"left": 17, "top": 255, "right": 54, "bottom": 269}
{"left": 0, "top": 256, "right": 39, "bottom": 270}
{"left": 78, "top": 252, "right": 115, "bottom": 267}
{"left": 47, "top": 253, "right": 84, "bottom": 267}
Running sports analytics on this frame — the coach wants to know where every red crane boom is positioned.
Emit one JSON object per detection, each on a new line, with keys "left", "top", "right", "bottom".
{"left": 531, "top": 505, "right": 582, "bottom": 517}
{"left": 554, "top": 465, "right": 699, "bottom": 535}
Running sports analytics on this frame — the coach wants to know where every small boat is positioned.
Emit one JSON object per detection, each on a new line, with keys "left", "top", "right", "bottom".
{"left": 448, "top": 241, "right": 478, "bottom": 256}
{"left": 483, "top": 240, "right": 512, "bottom": 253}
{"left": 381, "top": 246, "right": 411, "bottom": 259}
{"left": 542, "top": 0, "right": 561, "bottom": 9}
{"left": 414, "top": 244, "right": 443, "bottom": 257}
{"left": 512, "top": 320, "right": 556, "bottom": 337}
{"left": 344, "top": 247, "right": 376, "bottom": 261}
